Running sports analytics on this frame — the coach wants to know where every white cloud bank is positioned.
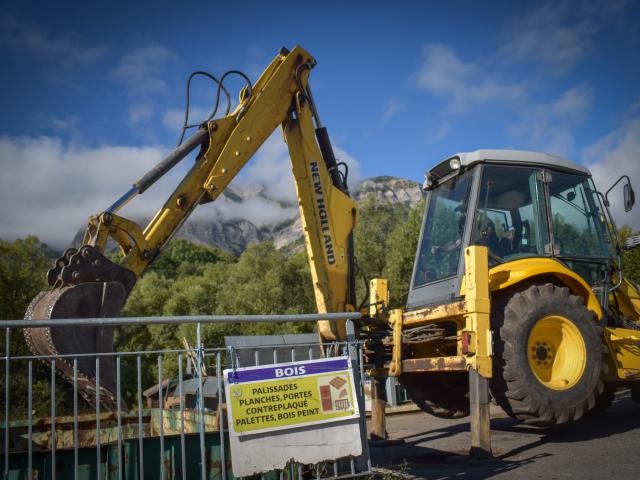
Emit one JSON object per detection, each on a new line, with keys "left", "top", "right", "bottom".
{"left": 0, "top": 136, "right": 167, "bottom": 247}
{"left": 0, "top": 132, "right": 361, "bottom": 249}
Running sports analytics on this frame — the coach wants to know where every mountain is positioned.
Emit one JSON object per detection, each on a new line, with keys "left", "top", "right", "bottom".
{"left": 174, "top": 176, "right": 422, "bottom": 255}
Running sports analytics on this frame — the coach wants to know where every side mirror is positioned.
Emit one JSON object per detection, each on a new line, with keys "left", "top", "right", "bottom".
{"left": 605, "top": 174, "right": 634, "bottom": 212}
{"left": 624, "top": 182, "right": 635, "bottom": 212}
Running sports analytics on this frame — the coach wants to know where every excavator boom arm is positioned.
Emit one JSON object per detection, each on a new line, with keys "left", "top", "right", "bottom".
{"left": 24, "top": 46, "right": 358, "bottom": 409}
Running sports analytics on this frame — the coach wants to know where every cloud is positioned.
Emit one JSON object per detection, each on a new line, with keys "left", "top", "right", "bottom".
{"left": 0, "top": 14, "right": 108, "bottom": 66}
{"left": 500, "top": 3, "right": 596, "bottom": 73}
{"left": 235, "top": 132, "right": 361, "bottom": 206}
{"left": 426, "top": 121, "right": 451, "bottom": 142}
{"left": 245, "top": 46, "right": 271, "bottom": 79}
{"left": 583, "top": 118, "right": 640, "bottom": 230}
{"left": 500, "top": 1, "right": 631, "bottom": 74}
{"left": 112, "top": 44, "right": 176, "bottom": 93}
{"left": 0, "top": 132, "right": 361, "bottom": 248}
{"left": 382, "top": 98, "right": 405, "bottom": 122}
{"left": 622, "top": 96, "right": 640, "bottom": 120}
{"left": 195, "top": 132, "right": 361, "bottom": 227}
{"left": 415, "top": 43, "right": 525, "bottom": 112}
{"left": 0, "top": 136, "right": 167, "bottom": 248}
{"left": 550, "top": 83, "right": 593, "bottom": 120}
{"left": 509, "top": 83, "right": 594, "bottom": 156}
{"left": 127, "top": 103, "right": 154, "bottom": 127}
{"left": 413, "top": 39, "right": 597, "bottom": 157}
{"left": 48, "top": 114, "right": 79, "bottom": 132}
{"left": 112, "top": 44, "right": 177, "bottom": 139}
{"left": 194, "top": 188, "right": 299, "bottom": 228}
{"left": 162, "top": 107, "right": 212, "bottom": 132}
{"left": 241, "top": 132, "right": 298, "bottom": 204}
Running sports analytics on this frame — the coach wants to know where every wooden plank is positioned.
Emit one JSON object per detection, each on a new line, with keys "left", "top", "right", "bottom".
{"left": 369, "top": 377, "right": 387, "bottom": 440}
{"left": 469, "top": 364, "right": 492, "bottom": 458}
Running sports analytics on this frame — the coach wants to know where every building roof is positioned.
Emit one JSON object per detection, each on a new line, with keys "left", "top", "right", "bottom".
{"left": 437, "top": 149, "right": 591, "bottom": 176}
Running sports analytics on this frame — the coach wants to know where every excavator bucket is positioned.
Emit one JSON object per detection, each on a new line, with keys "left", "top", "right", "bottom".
{"left": 23, "top": 245, "right": 136, "bottom": 411}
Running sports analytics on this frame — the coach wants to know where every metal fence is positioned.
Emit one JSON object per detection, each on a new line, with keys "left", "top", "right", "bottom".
{"left": 1, "top": 313, "right": 369, "bottom": 480}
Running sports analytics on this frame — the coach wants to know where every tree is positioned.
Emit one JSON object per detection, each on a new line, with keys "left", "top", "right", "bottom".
{"left": 354, "top": 196, "right": 403, "bottom": 279}
{"left": 352, "top": 195, "right": 425, "bottom": 309}
{"left": 0, "top": 236, "right": 74, "bottom": 416}
{"left": 147, "top": 238, "right": 235, "bottom": 278}
{"left": 0, "top": 236, "right": 54, "bottom": 320}
{"left": 385, "top": 200, "right": 424, "bottom": 307}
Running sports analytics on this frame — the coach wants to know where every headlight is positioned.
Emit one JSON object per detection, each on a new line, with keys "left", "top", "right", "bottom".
{"left": 449, "top": 158, "right": 461, "bottom": 170}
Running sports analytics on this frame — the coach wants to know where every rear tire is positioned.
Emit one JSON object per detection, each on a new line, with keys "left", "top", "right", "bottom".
{"left": 491, "top": 284, "right": 604, "bottom": 426}
{"left": 588, "top": 384, "right": 616, "bottom": 415}
{"left": 401, "top": 372, "right": 469, "bottom": 418}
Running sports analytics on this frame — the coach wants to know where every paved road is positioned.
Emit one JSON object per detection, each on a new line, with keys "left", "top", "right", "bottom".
{"left": 369, "top": 390, "right": 640, "bottom": 479}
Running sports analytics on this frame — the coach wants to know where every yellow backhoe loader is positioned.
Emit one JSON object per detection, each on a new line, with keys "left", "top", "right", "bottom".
{"left": 366, "top": 151, "right": 640, "bottom": 426}
{"left": 24, "top": 46, "right": 640, "bottom": 427}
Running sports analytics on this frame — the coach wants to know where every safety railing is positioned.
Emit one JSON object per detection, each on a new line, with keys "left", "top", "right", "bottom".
{"left": 1, "top": 313, "right": 369, "bottom": 480}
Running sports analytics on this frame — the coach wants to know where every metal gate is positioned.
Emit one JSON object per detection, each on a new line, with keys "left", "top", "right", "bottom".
{"left": 1, "top": 313, "right": 369, "bottom": 479}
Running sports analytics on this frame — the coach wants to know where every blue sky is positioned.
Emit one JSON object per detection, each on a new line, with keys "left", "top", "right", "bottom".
{"left": 1, "top": 0, "right": 639, "bottom": 247}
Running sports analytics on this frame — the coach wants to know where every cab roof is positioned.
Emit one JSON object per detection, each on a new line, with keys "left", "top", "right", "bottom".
{"left": 431, "top": 149, "right": 591, "bottom": 178}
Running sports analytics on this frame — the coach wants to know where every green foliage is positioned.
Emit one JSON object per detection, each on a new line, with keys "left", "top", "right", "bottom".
{"left": 0, "top": 236, "right": 75, "bottom": 417}
{"left": 354, "top": 197, "right": 404, "bottom": 278}
{"left": 149, "top": 238, "right": 234, "bottom": 278}
{"left": 385, "top": 201, "right": 424, "bottom": 306}
{"left": 354, "top": 195, "right": 424, "bottom": 309}
{"left": 0, "top": 236, "right": 53, "bottom": 320}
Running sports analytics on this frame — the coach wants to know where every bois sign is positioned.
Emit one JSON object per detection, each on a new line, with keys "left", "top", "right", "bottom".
{"left": 224, "top": 357, "right": 359, "bottom": 436}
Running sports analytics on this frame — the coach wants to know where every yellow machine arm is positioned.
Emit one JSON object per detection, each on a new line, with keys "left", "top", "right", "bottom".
{"left": 82, "top": 45, "right": 358, "bottom": 341}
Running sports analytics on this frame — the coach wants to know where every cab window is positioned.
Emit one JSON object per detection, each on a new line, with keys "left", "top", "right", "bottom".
{"left": 413, "top": 171, "right": 472, "bottom": 287}
{"left": 548, "top": 173, "right": 609, "bottom": 258}
{"left": 472, "top": 165, "right": 548, "bottom": 261}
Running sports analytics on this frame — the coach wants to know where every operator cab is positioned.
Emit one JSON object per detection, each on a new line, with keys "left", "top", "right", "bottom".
{"left": 407, "top": 149, "right": 621, "bottom": 310}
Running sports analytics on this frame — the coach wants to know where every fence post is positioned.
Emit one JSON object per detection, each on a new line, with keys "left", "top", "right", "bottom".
{"left": 346, "top": 319, "right": 371, "bottom": 473}
{"left": 4, "top": 328, "right": 10, "bottom": 478}
{"left": 196, "top": 322, "right": 207, "bottom": 480}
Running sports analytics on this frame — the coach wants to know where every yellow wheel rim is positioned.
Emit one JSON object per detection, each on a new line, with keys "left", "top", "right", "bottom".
{"left": 527, "top": 315, "right": 586, "bottom": 390}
